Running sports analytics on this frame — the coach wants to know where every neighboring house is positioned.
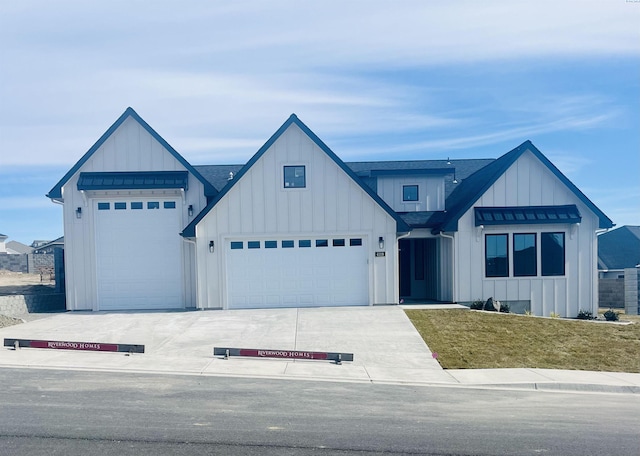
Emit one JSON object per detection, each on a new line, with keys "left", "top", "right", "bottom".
{"left": 48, "top": 108, "right": 613, "bottom": 316}
{"left": 0, "top": 234, "right": 7, "bottom": 254}
{"left": 32, "top": 236, "right": 64, "bottom": 254}
{"left": 598, "top": 226, "right": 640, "bottom": 279}
{"left": 5, "top": 241, "right": 34, "bottom": 255}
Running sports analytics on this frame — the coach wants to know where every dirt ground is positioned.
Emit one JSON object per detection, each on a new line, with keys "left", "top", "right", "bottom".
{"left": 0, "top": 270, "right": 55, "bottom": 296}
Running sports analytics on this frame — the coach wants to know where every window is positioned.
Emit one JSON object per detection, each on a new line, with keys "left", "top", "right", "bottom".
{"left": 403, "top": 185, "right": 419, "bottom": 202}
{"left": 230, "top": 242, "right": 243, "bottom": 250}
{"left": 513, "top": 234, "right": 536, "bottom": 277}
{"left": 265, "top": 241, "right": 277, "bottom": 249}
{"left": 316, "top": 239, "right": 328, "bottom": 247}
{"left": 350, "top": 238, "right": 362, "bottom": 246}
{"left": 247, "top": 241, "right": 260, "bottom": 249}
{"left": 284, "top": 166, "right": 306, "bottom": 188}
{"left": 282, "top": 240, "right": 295, "bottom": 248}
{"left": 114, "top": 202, "right": 126, "bottom": 210}
{"left": 98, "top": 202, "right": 110, "bottom": 210}
{"left": 298, "top": 240, "right": 311, "bottom": 248}
{"left": 147, "top": 202, "right": 160, "bottom": 209}
{"left": 131, "top": 202, "right": 143, "bottom": 210}
{"left": 485, "top": 234, "right": 508, "bottom": 277}
{"left": 164, "top": 201, "right": 176, "bottom": 209}
{"left": 541, "top": 232, "right": 565, "bottom": 276}
{"left": 333, "top": 239, "right": 345, "bottom": 247}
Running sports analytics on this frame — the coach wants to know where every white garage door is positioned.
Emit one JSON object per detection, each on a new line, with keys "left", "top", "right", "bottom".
{"left": 227, "top": 237, "right": 369, "bottom": 309}
{"left": 94, "top": 199, "right": 183, "bottom": 310}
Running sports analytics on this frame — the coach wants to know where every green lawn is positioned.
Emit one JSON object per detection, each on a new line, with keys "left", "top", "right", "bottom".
{"left": 405, "top": 309, "right": 640, "bottom": 373}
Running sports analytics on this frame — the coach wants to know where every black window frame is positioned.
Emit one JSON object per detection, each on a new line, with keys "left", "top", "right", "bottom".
{"left": 283, "top": 165, "right": 306, "bottom": 188}
{"left": 513, "top": 233, "right": 537, "bottom": 277}
{"left": 541, "top": 232, "right": 565, "bottom": 276}
{"left": 485, "top": 233, "right": 509, "bottom": 278}
{"left": 402, "top": 184, "right": 419, "bottom": 202}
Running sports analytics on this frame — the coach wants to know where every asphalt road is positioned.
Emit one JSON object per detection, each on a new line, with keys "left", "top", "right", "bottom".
{"left": 0, "top": 368, "right": 638, "bottom": 455}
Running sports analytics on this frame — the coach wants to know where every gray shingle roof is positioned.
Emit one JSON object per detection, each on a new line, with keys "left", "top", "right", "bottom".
{"left": 598, "top": 226, "right": 640, "bottom": 270}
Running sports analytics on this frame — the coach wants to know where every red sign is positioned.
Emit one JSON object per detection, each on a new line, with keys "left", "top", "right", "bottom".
{"left": 27, "top": 340, "right": 120, "bottom": 352}
{"left": 238, "top": 349, "right": 328, "bottom": 360}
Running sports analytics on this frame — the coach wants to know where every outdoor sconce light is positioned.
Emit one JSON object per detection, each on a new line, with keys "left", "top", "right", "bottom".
{"left": 209, "top": 240, "right": 215, "bottom": 253}
{"left": 378, "top": 236, "right": 385, "bottom": 250}
{"left": 75, "top": 207, "right": 82, "bottom": 219}
{"left": 188, "top": 205, "right": 193, "bottom": 217}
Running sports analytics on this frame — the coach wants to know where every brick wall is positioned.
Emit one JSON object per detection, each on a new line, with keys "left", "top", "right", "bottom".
{"left": 624, "top": 268, "right": 639, "bottom": 315}
{"left": 0, "top": 253, "right": 28, "bottom": 272}
{"left": 599, "top": 278, "right": 625, "bottom": 309}
{"left": 0, "top": 293, "right": 65, "bottom": 317}
{"left": 0, "top": 253, "right": 55, "bottom": 274}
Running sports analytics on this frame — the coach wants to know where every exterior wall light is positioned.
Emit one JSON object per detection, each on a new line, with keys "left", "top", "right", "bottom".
{"left": 378, "top": 236, "right": 384, "bottom": 250}
{"left": 76, "top": 207, "right": 82, "bottom": 219}
{"left": 188, "top": 205, "right": 193, "bottom": 217}
{"left": 209, "top": 240, "right": 215, "bottom": 253}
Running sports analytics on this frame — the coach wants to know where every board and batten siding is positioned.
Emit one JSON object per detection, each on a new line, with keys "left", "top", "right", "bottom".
{"left": 377, "top": 176, "right": 445, "bottom": 212}
{"left": 194, "top": 123, "right": 399, "bottom": 309}
{"left": 61, "top": 116, "right": 206, "bottom": 310}
{"left": 453, "top": 149, "right": 599, "bottom": 317}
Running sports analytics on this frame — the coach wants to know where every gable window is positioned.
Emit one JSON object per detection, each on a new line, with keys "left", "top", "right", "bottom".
{"left": 284, "top": 166, "right": 306, "bottom": 188}
{"left": 485, "top": 234, "right": 508, "bottom": 277}
{"left": 402, "top": 185, "right": 419, "bottom": 202}
{"left": 541, "top": 232, "right": 565, "bottom": 276}
{"left": 513, "top": 233, "right": 537, "bottom": 277}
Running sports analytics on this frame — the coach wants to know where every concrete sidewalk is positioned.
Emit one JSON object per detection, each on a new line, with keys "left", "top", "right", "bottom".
{"left": 0, "top": 307, "right": 638, "bottom": 394}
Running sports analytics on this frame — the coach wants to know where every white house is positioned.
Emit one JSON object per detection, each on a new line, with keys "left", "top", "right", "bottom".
{"left": 48, "top": 108, "right": 613, "bottom": 316}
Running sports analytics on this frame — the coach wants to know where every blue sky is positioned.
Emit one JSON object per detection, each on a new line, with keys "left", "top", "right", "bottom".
{"left": 1, "top": 1, "right": 639, "bottom": 244}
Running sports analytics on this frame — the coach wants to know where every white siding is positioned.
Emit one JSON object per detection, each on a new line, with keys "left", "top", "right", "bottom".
{"left": 454, "top": 149, "right": 600, "bottom": 317}
{"left": 377, "top": 176, "right": 445, "bottom": 212}
{"left": 61, "top": 116, "right": 206, "bottom": 310}
{"left": 195, "top": 123, "right": 399, "bottom": 309}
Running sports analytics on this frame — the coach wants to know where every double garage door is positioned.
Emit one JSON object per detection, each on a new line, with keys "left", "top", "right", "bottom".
{"left": 227, "top": 237, "right": 369, "bottom": 309}
{"left": 94, "top": 199, "right": 183, "bottom": 310}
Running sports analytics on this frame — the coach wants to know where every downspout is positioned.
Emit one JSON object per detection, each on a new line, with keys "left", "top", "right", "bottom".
{"left": 439, "top": 231, "right": 455, "bottom": 303}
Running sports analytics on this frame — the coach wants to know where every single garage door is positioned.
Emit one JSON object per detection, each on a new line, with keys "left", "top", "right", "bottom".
{"left": 227, "top": 237, "right": 369, "bottom": 309}
{"left": 95, "top": 199, "right": 183, "bottom": 310}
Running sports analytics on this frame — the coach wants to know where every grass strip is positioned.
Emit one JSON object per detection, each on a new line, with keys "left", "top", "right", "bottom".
{"left": 405, "top": 309, "right": 640, "bottom": 373}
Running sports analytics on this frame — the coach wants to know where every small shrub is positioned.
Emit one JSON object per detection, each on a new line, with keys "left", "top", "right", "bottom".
{"left": 470, "top": 299, "right": 484, "bottom": 310}
{"left": 550, "top": 312, "right": 561, "bottom": 319}
{"left": 603, "top": 309, "right": 619, "bottom": 322}
{"left": 499, "top": 302, "right": 510, "bottom": 313}
{"left": 577, "top": 309, "right": 594, "bottom": 320}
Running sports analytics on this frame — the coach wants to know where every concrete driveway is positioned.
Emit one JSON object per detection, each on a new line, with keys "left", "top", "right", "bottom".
{"left": 0, "top": 306, "right": 452, "bottom": 384}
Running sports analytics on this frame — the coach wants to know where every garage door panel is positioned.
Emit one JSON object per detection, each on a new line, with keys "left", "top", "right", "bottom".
{"left": 95, "top": 199, "right": 183, "bottom": 310}
{"left": 227, "top": 237, "right": 368, "bottom": 309}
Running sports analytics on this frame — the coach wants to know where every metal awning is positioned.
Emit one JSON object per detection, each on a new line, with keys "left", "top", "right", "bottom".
{"left": 77, "top": 171, "right": 189, "bottom": 191}
{"left": 474, "top": 205, "right": 581, "bottom": 226}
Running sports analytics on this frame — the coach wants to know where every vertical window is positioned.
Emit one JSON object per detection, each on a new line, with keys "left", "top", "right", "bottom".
{"left": 513, "top": 234, "right": 537, "bottom": 277}
{"left": 284, "top": 166, "right": 306, "bottom": 188}
{"left": 541, "top": 232, "right": 565, "bottom": 276}
{"left": 402, "top": 185, "right": 419, "bottom": 202}
{"left": 485, "top": 234, "right": 508, "bottom": 277}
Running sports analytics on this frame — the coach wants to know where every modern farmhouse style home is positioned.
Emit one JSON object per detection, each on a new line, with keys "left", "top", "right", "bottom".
{"left": 48, "top": 108, "right": 613, "bottom": 316}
